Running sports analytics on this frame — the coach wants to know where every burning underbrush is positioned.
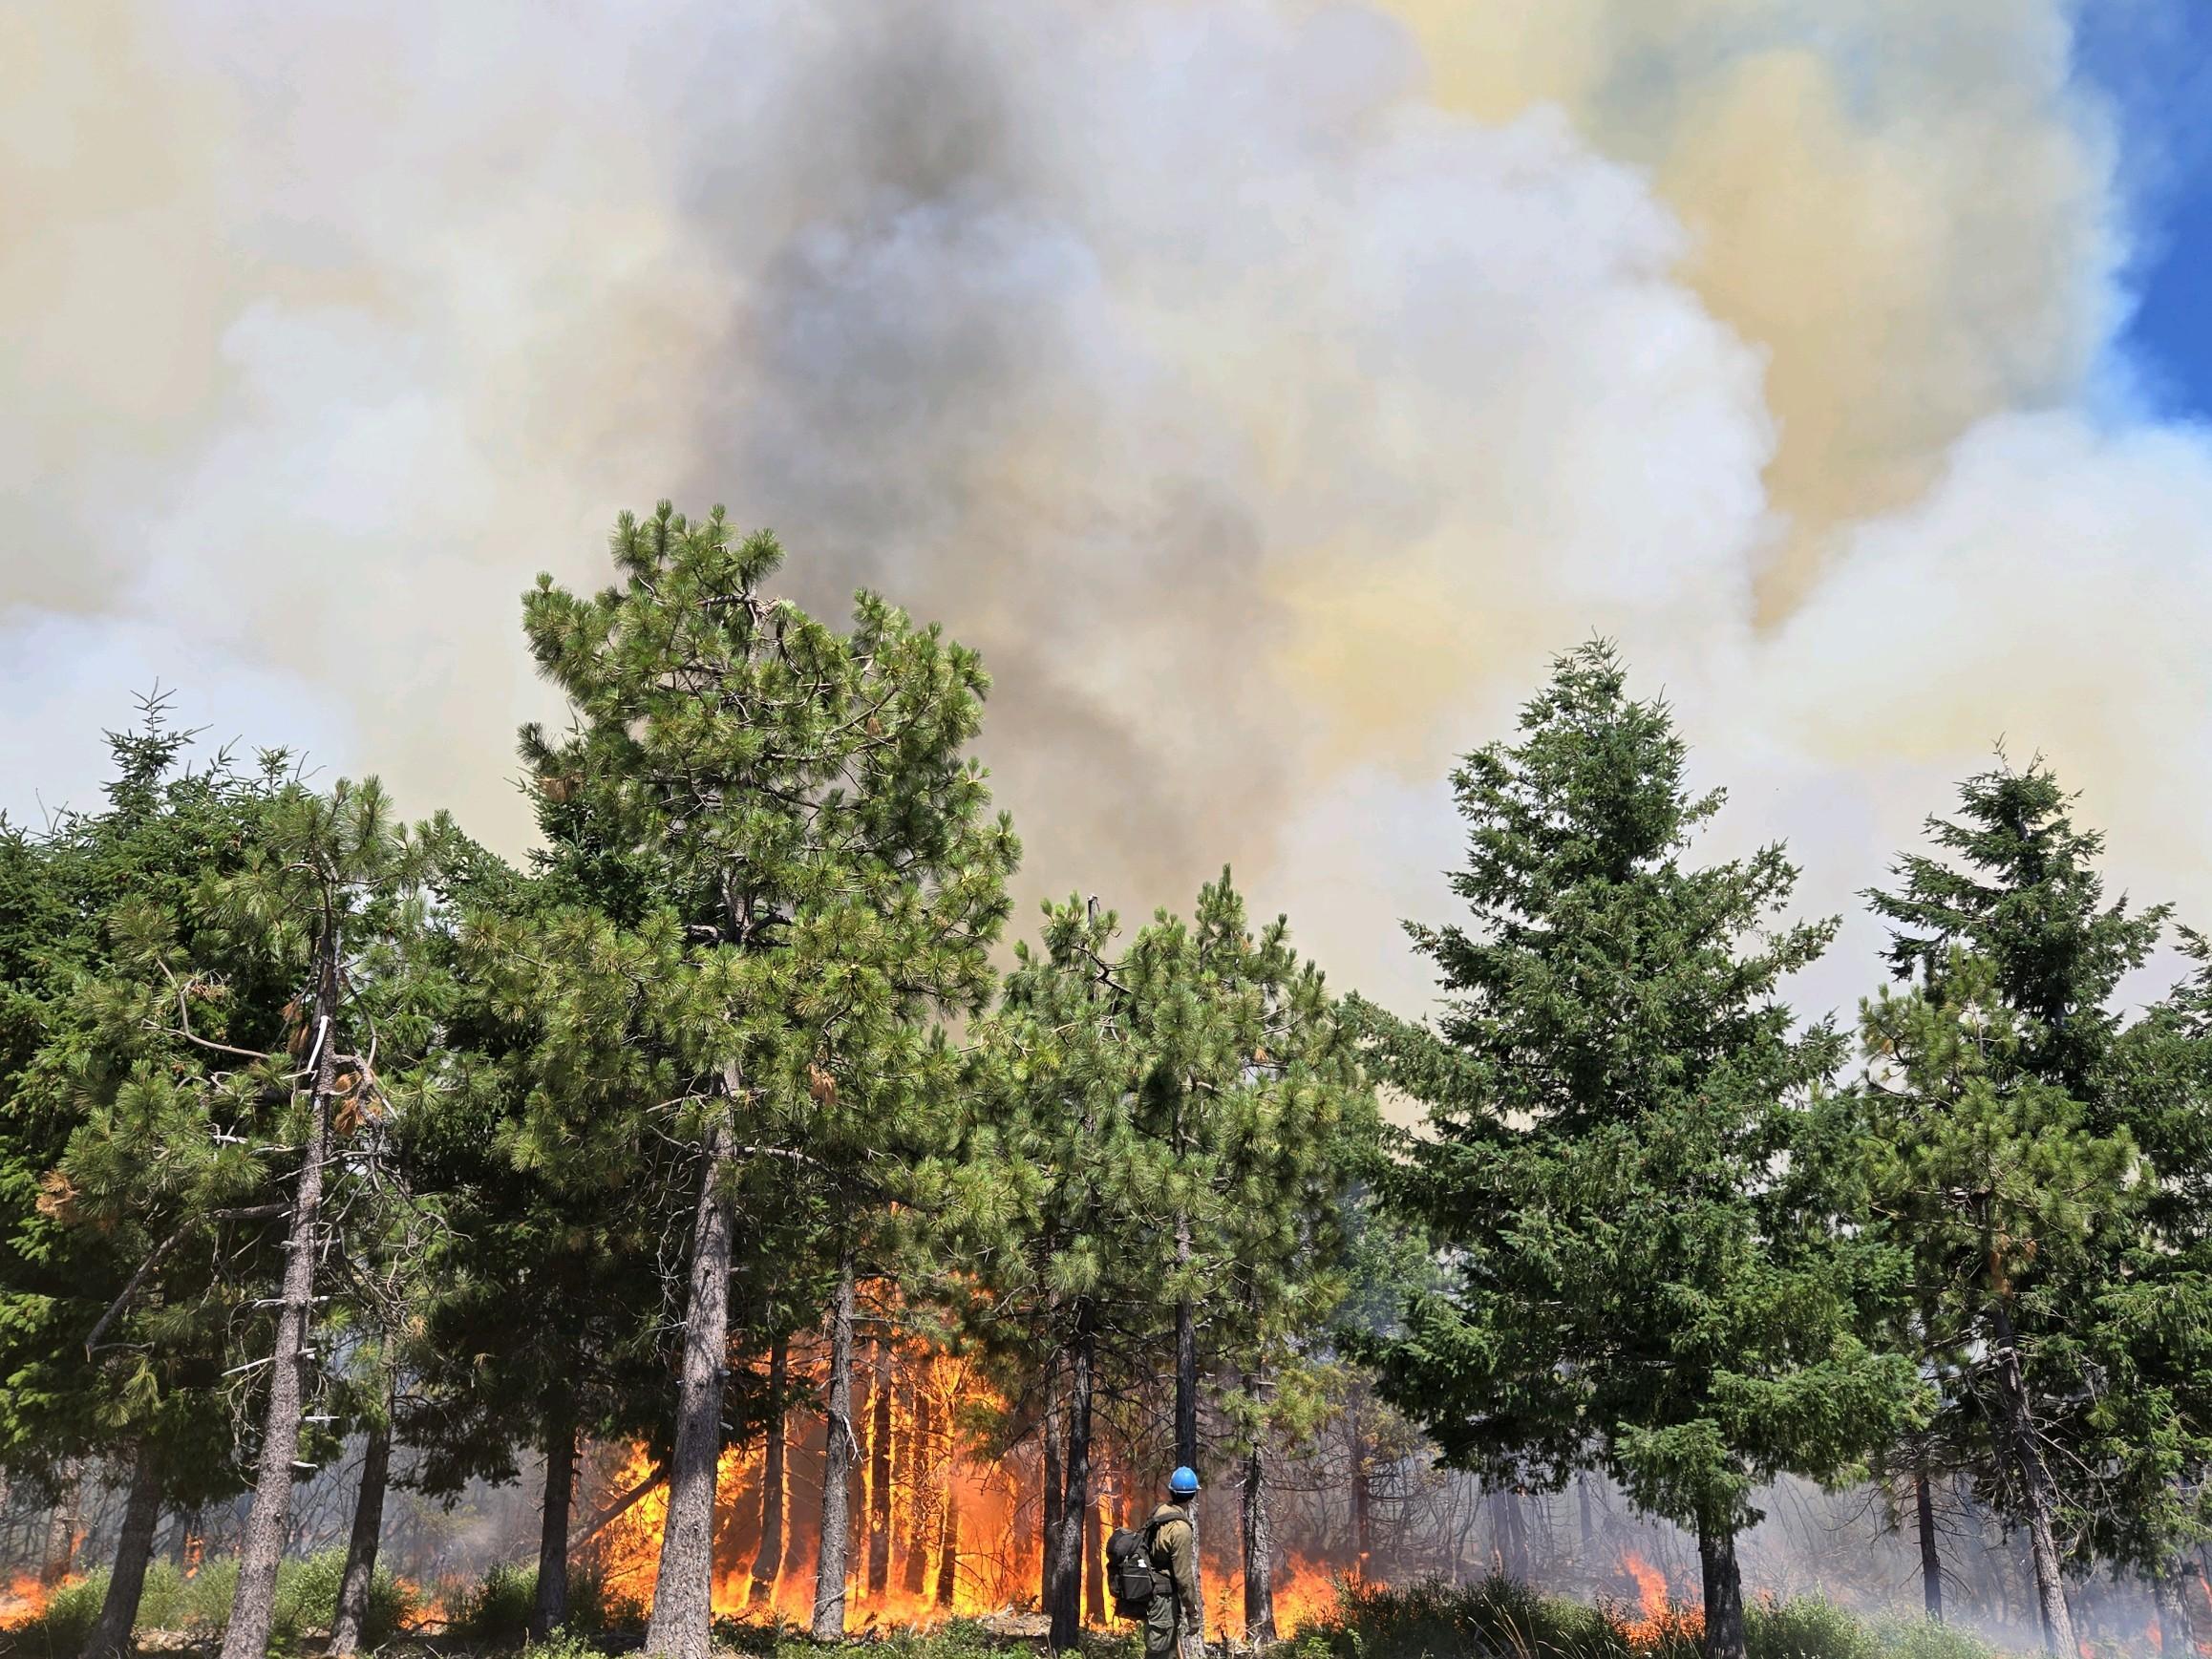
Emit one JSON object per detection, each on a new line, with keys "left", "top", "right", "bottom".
{"left": 571, "top": 1340, "right": 1354, "bottom": 1643}
{"left": 0, "top": 1575, "right": 82, "bottom": 1630}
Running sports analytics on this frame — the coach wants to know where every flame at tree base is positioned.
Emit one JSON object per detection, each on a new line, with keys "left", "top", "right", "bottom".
{"left": 0, "top": 1574, "right": 84, "bottom": 1630}
{"left": 1612, "top": 1553, "right": 1704, "bottom": 1651}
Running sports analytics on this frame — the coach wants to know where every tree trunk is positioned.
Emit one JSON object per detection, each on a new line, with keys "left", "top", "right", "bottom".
{"left": 1349, "top": 1391, "right": 1372, "bottom": 1577}
{"left": 1174, "top": 1214, "right": 1203, "bottom": 1617}
{"left": 41, "top": 1459, "right": 80, "bottom": 1584}
{"left": 643, "top": 1115, "right": 737, "bottom": 1659}
{"left": 1914, "top": 1462, "right": 1944, "bottom": 1623}
{"left": 902, "top": 1377, "right": 931, "bottom": 1599}
{"left": 1085, "top": 1470, "right": 1104, "bottom": 1627}
{"left": 1984, "top": 1302, "right": 2075, "bottom": 1654}
{"left": 1042, "top": 1360, "right": 1064, "bottom": 1621}
{"left": 1696, "top": 1518, "right": 1748, "bottom": 1659}
{"left": 532, "top": 1381, "right": 579, "bottom": 1640}
{"left": 2154, "top": 1566, "right": 2190, "bottom": 1656}
{"left": 813, "top": 1247, "right": 858, "bottom": 1639}
{"left": 935, "top": 1481, "right": 959, "bottom": 1610}
{"left": 868, "top": 1337, "right": 893, "bottom": 1599}
{"left": 750, "top": 1334, "right": 789, "bottom": 1608}
{"left": 1244, "top": 1416, "right": 1276, "bottom": 1645}
{"left": 853, "top": 1343, "right": 874, "bottom": 1596}
{"left": 329, "top": 1412, "right": 393, "bottom": 1658}
{"left": 1049, "top": 1309, "right": 1095, "bottom": 1649}
{"left": 1491, "top": 1489, "right": 1530, "bottom": 1582}
{"left": 220, "top": 942, "right": 341, "bottom": 1659}
{"left": 1577, "top": 1476, "right": 1594, "bottom": 1553}
{"left": 84, "top": 1439, "right": 161, "bottom": 1659}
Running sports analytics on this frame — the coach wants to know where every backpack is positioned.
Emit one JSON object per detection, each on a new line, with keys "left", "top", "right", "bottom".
{"left": 1105, "top": 1516, "right": 1171, "bottom": 1620}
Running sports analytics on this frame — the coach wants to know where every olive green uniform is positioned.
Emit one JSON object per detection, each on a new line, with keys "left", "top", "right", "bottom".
{"left": 1142, "top": 1501, "right": 1202, "bottom": 1659}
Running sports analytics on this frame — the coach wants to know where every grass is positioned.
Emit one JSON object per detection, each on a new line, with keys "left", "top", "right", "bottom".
{"left": 0, "top": 1549, "right": 417, "bottom": 1657}
{"left": 0, "top": 1563, "right": 2021, "bottom": 1659}
{"left": 1290, "top": 1580, "right": 2010, "bottom": 1659}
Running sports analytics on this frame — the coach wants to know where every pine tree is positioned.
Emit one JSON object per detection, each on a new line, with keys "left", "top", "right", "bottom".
{"left": 1353, "top": 643, "right": 1920, "bottom": 1659}
{"left": 965, "top": 875, "right": 1380, "bottom": 1648}
{"left": 520, "top": 504, "right": 1017, "bottom": 1659}
{"left": 1129, "top": 874, "right": 1379, "bottom": 1645}
{"left": 400, "top": 839, "right": 687, "bottom": 1642}
{"left": 963, "top": 895, "right": 1169, "bottom": 1648}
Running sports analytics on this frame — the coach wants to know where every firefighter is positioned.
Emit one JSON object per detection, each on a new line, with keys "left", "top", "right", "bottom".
{"left": 1144, "top": 1466, "right": 1204, "bottom": 1659}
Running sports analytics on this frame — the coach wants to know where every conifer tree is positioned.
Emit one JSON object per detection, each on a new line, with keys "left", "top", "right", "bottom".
{"left": 963, "top": 896, "right": 1164, "bottom": 1648}
{"left": 967, "top": 876, "right": 1379, "bottom": 1648}
{"left": 520, "top": 504, "right": 1016, "bottom": 1659}
{"left": 1869, "top": 759, "right": 2165, "bottom": 1102}
{"left": 1126, "top": 874, "right": 1379, "bottom": 1644}
{"left": 401, "top": 840, "right": 685, "bottom": 1642}
{"left": 1856, "top": 953, "right": 2138, "bottom": 1652}
{"left": 1864, "top": 760, "right": 2212, "bottom": 1629}
{"left": 0, "top": 713, "right": 292, "bottom": 1655}
{"left": 1354, "top": 643, "right": 1919, "bottom": 1659}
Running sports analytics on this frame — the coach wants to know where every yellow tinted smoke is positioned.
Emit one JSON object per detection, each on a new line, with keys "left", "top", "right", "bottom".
{"left": 1381, "top": 0, "right": 2120, "bottom": 614}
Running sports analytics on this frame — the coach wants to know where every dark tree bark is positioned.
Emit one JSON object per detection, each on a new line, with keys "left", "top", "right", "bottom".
{"left": 1577, "top": 1476, "right": 1594, "bottom": 1552}
{"left": 1085, "top": 1483, "right": 1103, "bottom": 1627}
{"left": 935, "top": 1481, "right": 959, "bottom": 1610}
{"left": 84, "top": 1439, "right": 161, "bottom": 1659}
{"left": 1049, "top": 1309, "right": 1095, "bottom": 1649}
{"left": 330, "top": 1413, "right": 393, "bottom": 1657}
{"left": 1914, "top": 1463, "right": 1944, "bottom": 1623}
{"left": 1349, "top": 1392, "right": 1372, "bottom": 1577}
{"left": 902, "top": 1376, "right": 931, "bottom": 1599}
{"left": 749, "top": 1334, "right": 789, "bottom": 1608}
{"left": 1244, "top": 1415, "right": 1277, "bottom": 1644}
{"left": 41, "top": 1460, "right": 80, "bottom": 1585}
{"left": 532, "top": 1382, "right": 579, "bottom": 1640}
{"left": 1984, "top": 1301, "right": 2074, "bottom": 1653}
{"left": 1492, "top": 1489, "right": 1529, "bottom": 1581}
{"left": 813, "top": 1248, "right": 858, "bottom": 1639}
{"left": 853, "top": 1345, "right": 874, "bottom": 1593}
{"left": 167, "top": 1506, "right": 203, "bottom": 1570}
{"left": 220, "top": 941, "right": 341, "bottom": 1659}
{"left": 1042, "top": 1360, "right": 1064, "bottom": 1618}
{"left": 643, "top": 1115, "right": 737, "bottom": 1659}
{"left": 1174, "top": 1214, "right": 1203, "bottom": 1617}
{"left": 1175, "top": 1223, "right": 1199, "bottom": 1471}
{"left": 2154, "top": 1566, "right": 2193, "bottom": 1656}
{"left": 867, "top": 1337, "right": 893, "bottom": 1598}
{"left": 1696, "top": 1518, "right": 1748, "bottom": 1659}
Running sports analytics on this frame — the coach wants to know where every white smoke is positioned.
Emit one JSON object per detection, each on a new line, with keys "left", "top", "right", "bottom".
{"left": 3, "top": 0, "right": 2209, "bottom": 1039}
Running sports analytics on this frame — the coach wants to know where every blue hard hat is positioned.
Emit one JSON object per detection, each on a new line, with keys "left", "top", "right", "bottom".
{"left": 1169, "top": 1466, "right": 1201, "bottom": 1496}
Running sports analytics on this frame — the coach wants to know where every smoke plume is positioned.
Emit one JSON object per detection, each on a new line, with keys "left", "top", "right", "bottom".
{"left": 3, "top": 0, "right": 2207, "bottom": 1027}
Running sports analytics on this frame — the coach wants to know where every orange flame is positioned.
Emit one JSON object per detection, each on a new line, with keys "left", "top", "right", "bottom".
{"left": 1613, "top": 1553, "right": 1702, "bottom": 1650}
{"left": 0, "top": 1574, "right": 81, "bottom": 1629}
{"left": 588, "top": 1347, "right": 1044, "bottom": 1632}
{"left": 1268, "top": 1555, "right": 1348, "bottom": 1636}
{"left": 585, "top": 1325, "right": 1371, "bottom": 1643}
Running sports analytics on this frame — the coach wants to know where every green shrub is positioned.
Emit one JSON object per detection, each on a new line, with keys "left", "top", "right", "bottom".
{"left": 47, "top": 1549, "right": 415, "bottom": 1649}
{"left": 1867, "top": 1617, "right": 2006, "bottom": 1659}
{"left": 178, "top": 1555, "right": 242, "bottom": 1633}
{"left": 1747, "top": 1596, "right": 1878, "bottom": 1659}
{"left": 524, "top": 1632, "right": 612, "bottom": 1659}
{"left": 451, "top": 1560, "right": 541, "bottom": 1647}
{"left": 563, "top": 1566, "right": 646, "bottom": 1637}
{"left": 1309, "top": 1574, "right": 1637, "bottom": 1659}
